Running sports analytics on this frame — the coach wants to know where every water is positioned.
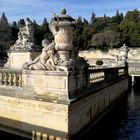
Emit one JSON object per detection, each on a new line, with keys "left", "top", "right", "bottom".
{"left": 0, "top": 131, "right": 29, "bottom": 140}
{"left": 1, "top": 88, "right": 140, "bottom": 140}
{"left": 82, "top": 88, "right": 140, "bottom": 140}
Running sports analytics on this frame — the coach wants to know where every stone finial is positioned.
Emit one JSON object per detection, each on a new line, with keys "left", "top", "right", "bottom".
{"left": 61, "top": 8, "right": 66, "bottom": 15}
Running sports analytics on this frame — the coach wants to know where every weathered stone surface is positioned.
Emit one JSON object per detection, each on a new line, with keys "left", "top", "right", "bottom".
{"left": 5, "top": 52, "right": 40, "bottom": 69}
{"left": 22, "top": 70, "right": 88, "bottom": 102}
{"left": 0, "top": 78, "right": 128, "bottom": 139}
{"left": 24, "top": 9, "right": 88, "bottom": 71}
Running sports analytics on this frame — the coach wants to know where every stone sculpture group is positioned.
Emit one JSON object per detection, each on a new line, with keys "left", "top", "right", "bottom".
{"left": 10, "top": 18, "right": 39, "bottom": 52}
{"left": 23, "top": 9, "right": 88, "bottom": 71}
{"left": 8, "top": 8, "right": 128, "bottom": 71}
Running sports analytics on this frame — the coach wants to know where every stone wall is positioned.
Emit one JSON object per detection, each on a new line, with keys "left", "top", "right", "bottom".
{"left": 68, "top": 78, "right": 128, "bottom": 139}
{"left": 0, "top": 77, "right": 128, "bottom": 140}
{"left": 79, "top": 48, "right": 140, "bottom": 65}
{"left": 0, "top": 95, "right": 68, "bottom": 139}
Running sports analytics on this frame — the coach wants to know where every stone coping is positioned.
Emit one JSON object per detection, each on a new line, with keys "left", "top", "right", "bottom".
{"left": 22, "top": 69, "right": 87, "bottom": 76}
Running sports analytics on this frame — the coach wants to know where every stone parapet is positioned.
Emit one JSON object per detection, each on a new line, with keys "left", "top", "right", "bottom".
{"left": 22, "top": 70, "right": 89, "bottom": 103}
{"left": 0, "top": 77, "right": 128, "bottom": 140}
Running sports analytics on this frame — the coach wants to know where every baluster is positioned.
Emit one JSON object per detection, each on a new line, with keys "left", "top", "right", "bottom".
{"left": 36, "top": 132, "right": 41, "bottom": 140}
{"left": 49, "top": 135, "right": 55, "bottom": 140}
{"left": 102, "top": 72, "right": 105, "bottom": 80}
{"left": 11, "top": 73, "right": 14, "bottom": 86}
{"left": 16, "top": 75, "right": 19, "bottom": 86}
{"left": 0, "top": 73, "right": 3, "bottom": 85}
{"left": 42, "top": 133, "right": 48, "bottom": 140}
{"left": 98, "top": 72, "right": 100, "bottom": 81}
{"left": 13, "top": 74, "right": 17, "bottom": 86}
{"left": 32, "top": 130, "right": 35, "bottom": 140}
{"left": 91, "top": 73, "right": 93, "bottom": 83}
{"left": 3, "top": 73, "right": 7, "bottom": 85}
{"left": 18, "top": 74, "right": 22, "bottom": 87}
{"left": 95, "top": 72, "right": 98, "bottom": 82}
{"left": 8, "top": 73, "right": 12, "bottom": 86}
{"left": 90, "top": 73, "right": 92, "bottom": 83}
{"left": 98, "top": 72, "right": 101, "bottom": 81}
{"left": 96, "top": 72, "right": 99, "bottom": 82}
{"left": 56, "top": 137, "right": 61, "bottom": 140}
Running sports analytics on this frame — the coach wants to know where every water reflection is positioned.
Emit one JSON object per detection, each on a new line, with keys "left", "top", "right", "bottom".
{"left": 0, "top": 131, "right": 29, "bottom": 140}
{"left": 82, "top": 88, "right": 140, "bottom": 140}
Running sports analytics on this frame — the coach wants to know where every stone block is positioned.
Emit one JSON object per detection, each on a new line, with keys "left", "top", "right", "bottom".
{"left": 22, "top": 70, "right": 88, "bottom": 102}
{"left": 6, "top": 52, "right": 40, "bottom": 69}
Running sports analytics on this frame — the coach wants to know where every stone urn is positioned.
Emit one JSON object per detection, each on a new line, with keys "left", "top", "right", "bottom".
{"left": 50, "top": 9, "right": 76, "bottom": 61}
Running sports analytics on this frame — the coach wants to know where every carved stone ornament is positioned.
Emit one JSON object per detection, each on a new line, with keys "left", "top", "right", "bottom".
{"left": 118, "top": 44, "right": 130, "bottom": 65}
{"left": 9, "top": 18, "right": 41, "bottom": 52}
{"left": 24, "top": 9, "right": 89, "bottom": 71}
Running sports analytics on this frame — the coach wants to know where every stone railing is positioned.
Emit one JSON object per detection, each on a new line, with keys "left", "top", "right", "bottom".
{"left": 129, "top": 66, "right": 140, "bottom": 74}
{"left": 0, "top": 66, "right": 128, "bottom": 89}
{"left": 89, "top": 68, "right": 105, "bottom": 83}
{"left": 0, "top": 69, "right": 22, "bottom": 87}
{"left": 128, "top": 62, "right": 140, "bottom": 75}
{"left": 89, "top": 66, "right": 128, "bottom": 84}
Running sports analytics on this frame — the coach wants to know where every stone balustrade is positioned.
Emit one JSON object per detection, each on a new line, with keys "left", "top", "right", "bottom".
{"left": 89, "top": 66, "right": 128, "bottom": 84}
{"left": 127, "top": 62, "right": 140, "bottom": 75}
{"left": 0, "top": 66, "right": 128, "bottom": 140}
{"left": 32, "top": 130, "right": 66, "bottom": 140}
{"left": 0, "top": 69, "right": 22, "bottom": 87}
{"left": 89, "top": 69, "right": 104, "bottom": 83}
{"left": 129, "top": 66, "right": 140, "bottom": 74}
{"left": 118, "top": 67, "right": 125, "bottom": 76}
{"left": 0, "top": 66, "right": 127, "bottom": 88}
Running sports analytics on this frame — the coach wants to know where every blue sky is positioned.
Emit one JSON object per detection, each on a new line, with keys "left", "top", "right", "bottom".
{"left": 0, "top": 0, "right": 140, "bottom": 24}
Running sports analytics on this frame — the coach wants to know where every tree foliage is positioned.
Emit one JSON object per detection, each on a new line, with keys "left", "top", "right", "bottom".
{"left": 0, "top": 9, "right": 140, "bottom": 53}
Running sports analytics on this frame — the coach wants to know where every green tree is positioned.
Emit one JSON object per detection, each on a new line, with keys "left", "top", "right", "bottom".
{"left": 91, "top": 30, "right": 121, "bottom": 51}
{"left": 125, "top": 9, "right": 140, "bottom": 22}
{"left": 18, "top": 19, "right": 25, "bottom": 28}
{"left": 0, "top": 13, "right": 11, "bottom": 50}
{"left": 10, "top": 21, "right": 19, "bottom": 43}
{"left": 112, "top": 10, "right": 123, "bottom": 24}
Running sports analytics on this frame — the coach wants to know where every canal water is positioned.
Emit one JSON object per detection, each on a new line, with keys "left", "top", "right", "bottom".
{"left": 1, "top": 87, "right": 140, "bottom": 140}
{"left": 82, "top": 87, "right": 140, "bottom": 140}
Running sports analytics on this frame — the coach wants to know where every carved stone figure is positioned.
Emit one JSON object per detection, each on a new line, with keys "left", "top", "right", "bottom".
{"left": 118, "top": 44, "right": 130, "bottom": 65}
{"left": 9, "top": 18, "right": 40, "bottom": 52}
{"left": 23, "top": 39, "right": 57, "bottom": 70}
{"left": 9, "top": 32, "right": 23, "bottom": 51}
{"left": 23, "top": 9, "right": 89, "bottom": 71}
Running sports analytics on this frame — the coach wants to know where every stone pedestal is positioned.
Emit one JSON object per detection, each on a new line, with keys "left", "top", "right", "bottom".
{"left": 22, "top": 70, "right": 89, "bottom": 102}
{"left": 5, "top": 52, "right": 40, "bottom": 69}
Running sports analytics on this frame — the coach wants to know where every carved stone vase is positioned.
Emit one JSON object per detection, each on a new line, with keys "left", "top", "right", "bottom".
{"left": 54, "top": 9, "right": 75, "bottom": 61}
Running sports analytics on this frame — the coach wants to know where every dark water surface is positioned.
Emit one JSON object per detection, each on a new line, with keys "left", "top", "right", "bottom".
{"left": 82, "top": 88, "right": 140, "bottom": 140}
{"left": 1, "top": 88, "right": 140, "bottom": 140}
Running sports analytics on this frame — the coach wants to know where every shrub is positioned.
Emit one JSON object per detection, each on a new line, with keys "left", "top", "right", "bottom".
{"left": 96, "top": 60, "right": 103, "bottom": 66}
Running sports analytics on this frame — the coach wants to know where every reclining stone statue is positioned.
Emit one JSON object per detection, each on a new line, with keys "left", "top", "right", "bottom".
{"left": 23, "top": 39, "right": 57, "bottom": 70}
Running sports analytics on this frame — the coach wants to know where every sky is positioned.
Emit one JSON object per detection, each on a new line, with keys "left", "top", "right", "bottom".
{"left": 0, "top": 0, "right": 140, "bottom": 24}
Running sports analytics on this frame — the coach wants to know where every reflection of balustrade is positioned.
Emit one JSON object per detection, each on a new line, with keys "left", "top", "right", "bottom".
{"left": 89, "top": 66, "right": 127, "bottom": 84}
{"left": 0, "top": 69, "right": 22, "bottom": 87}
